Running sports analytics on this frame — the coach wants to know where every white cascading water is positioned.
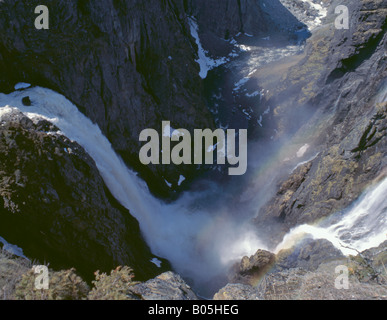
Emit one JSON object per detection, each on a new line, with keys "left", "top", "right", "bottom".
{"left": 275, "top": 177, "right": 387, "bottom": 255}
{"left": 1, "top": 85, "right": 386, "bottom": 293}
{"left": 0, "top": 87, "right": 265, "bottom": 289}
{"left": 275, "top": 84, "right": 387, "bottom": 255}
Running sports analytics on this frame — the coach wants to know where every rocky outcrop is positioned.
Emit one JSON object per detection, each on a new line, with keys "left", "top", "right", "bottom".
{"left": 213, "top": 283, "right": 261, "bottom": 300}
{"left": 0, "top": 0, "right": 308, "bottom": 198}
{"left": 0, "top": 249, "right": 31, "bottom": 300}
{"left": 187, "top": 0, "right": 307, "bottom": 59}
{"left": 229, "top": 249, "right": 275, "bottom": 285}
{"left": 1, "top": 250, "right": 197, "bottom": 300}
{"left": 254, "top": 0, "right": 387, "bottom": 238}
{"left": 227, "top": 239, "right": 343, "bottom": 287}
{"left": 130, "top": 272, "right": 198, "bottom": 300}
{"left": 188, "top": 0, "right": 304, "bottom": 39}
{"left": 279, "top": 0, "right": 332, "bottom": 28}
{"left": 0, "top": 0, "right": 215, "bottom": 198}
{"left": 275, "top": 238, "right": 345, "bottom": 271}
{"left": 0, "top": 109, "right": 168, "bottom": 282}
{"left": 214, "top": 240, "right": 387, "bottom": 300}
{"left": 257, "top": 240, "right": 387, "bottom": 300}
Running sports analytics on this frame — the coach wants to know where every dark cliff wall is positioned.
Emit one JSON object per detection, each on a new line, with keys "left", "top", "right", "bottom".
{"left": 0, "top": 110, "right": 168, "bottom": 281}
{"left": 187, "top": 0, "right": 304, "bottom": 39}
{"left": 0, "top": 0, "right": 214, "bottom": 197}
{"left": 0, "top": 1, "right": 302, "bottom": 198}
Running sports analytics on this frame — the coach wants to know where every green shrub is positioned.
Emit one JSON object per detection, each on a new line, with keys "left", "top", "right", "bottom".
{"left": 87, "top": 266, "right": 140, "bottom": 300}
{"left": 14, "top": 267, "right": 89, "bottom": 300}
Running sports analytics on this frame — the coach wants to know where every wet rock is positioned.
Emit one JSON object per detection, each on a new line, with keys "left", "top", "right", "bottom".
{"left": 0, "top": 110, "right": 168, "bottom": 282}
{"left": 230, "top": 249, "right": 276, "bottom": 285}
{"left": 348, "top": 241, "right": 387, "bottom": 285}
{"left": 275, "top": 238, "right": 345, "bottom": 271}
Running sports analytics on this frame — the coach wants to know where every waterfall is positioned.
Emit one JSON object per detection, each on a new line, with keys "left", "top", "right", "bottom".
{"left": 275, "top": 176, "right": 387, "bottom": 255}
{"left": 1, "top": 85, "right": 386, "bottom": 294}
{"left": 0, "top": 87, "right": 263, "bottom": 289}
{"left": 275, "top": 83, "right": 387, "bottom": 255}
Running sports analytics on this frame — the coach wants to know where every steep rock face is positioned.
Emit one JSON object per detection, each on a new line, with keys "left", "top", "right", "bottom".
{"left": 254, "top": 0, "right": 387, "bottom": 236}
{"left": 279, "top": 0, "right": 332, "bottom": 28}
{"left": 188, "top": 0, "right": 305, "bottom": 39}
{"left": 187, "top": 0, "right": 306, "bottom": 58}
{"left": 188, "top": 0, "right": 269, "bottom": 39}
{"left": 0, "top": 0, "right": 303, "bottom": 198}
{"left": 0, "top": 0, "right": 214, "bottom": 198}
{"left": 0, "top": 109, "right": 168, "bottom": 281}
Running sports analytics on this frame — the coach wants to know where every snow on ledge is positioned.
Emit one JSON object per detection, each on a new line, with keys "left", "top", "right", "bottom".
{"left": 14, "top": 83, "right": 31, "bottom": 90}
{"left": 188, "top": 17, "right": 227, "bottom": 79}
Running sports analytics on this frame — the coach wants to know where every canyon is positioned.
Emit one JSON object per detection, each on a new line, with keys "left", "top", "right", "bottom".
{"left": 0, "top": 0, "right": 386, "bottom": 300}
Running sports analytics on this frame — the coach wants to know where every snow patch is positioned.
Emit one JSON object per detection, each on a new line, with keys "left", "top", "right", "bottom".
{"left": 165, "top": 180, "right": 172, "bottom": 188}
{"left": 178, "top": 175, "right": 186, "bottom": 186}
{"left": 233, "top": 77, "right": 250, "bottom": 93}
{"left": 245, "top": 91, "right": 261, "bottom": 98}
{"left": 188, "top": 17, "right": 227, "bottom": 79}
{"left": 291, "top": 152, "right": 320, "bottom": 173}
{"left": 0, "top": 236, "right": 29, "bottom": 259}
{"left": 257, "top": 115, "right": 263, "bottom": 127}
{"left": 297, "top": 144, "right": 310, "bottom": 158}
{"left": 300, "top": 0, "right": 328, "bottom": 29}
{"left": 150, "top": 258, "right": 162, "bottom": 268}
{"left": 14, "top": 83, "right": 31, "bottom": 90}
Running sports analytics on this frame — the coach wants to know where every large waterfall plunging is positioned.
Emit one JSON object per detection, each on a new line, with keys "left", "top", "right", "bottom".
{"left": 0, "top": 87, "right": 265, "bottom": 288}
{"left": 1, "top": 86, "right": 386, "bottom": 294}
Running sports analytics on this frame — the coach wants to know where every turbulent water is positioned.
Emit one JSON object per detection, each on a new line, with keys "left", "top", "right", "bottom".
{"left": 1, "top": 21, "right": 387, "bottom": 295}
{"left": 275, "top": 176, "right": 387, "bottom": 255}
{"left": 1, "top": 84, "right": 386, "bottom": 296}
{"left": 0, "top": 87, "right": 266, "bottom": 295}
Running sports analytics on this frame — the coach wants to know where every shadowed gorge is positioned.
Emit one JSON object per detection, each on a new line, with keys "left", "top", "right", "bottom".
{"left": 0, "top": 0, "right": 386, "bottom": 300}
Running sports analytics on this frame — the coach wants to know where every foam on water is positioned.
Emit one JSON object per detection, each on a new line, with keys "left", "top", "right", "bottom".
{"left": 1, "top": 85, "right": 386, "bottom": 294}
{"left": 0, "top": 87, "right": 261, "bottom": 290}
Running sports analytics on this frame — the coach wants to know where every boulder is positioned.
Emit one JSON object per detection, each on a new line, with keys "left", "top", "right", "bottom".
{"left": 129, "top": 272, "right": 198, "bottom": 300}
{"left": 213, "top": 283, "right": 261, "bottom": 300}
{"left": 230, "top": 249, "right": 276, "bottom": 285}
